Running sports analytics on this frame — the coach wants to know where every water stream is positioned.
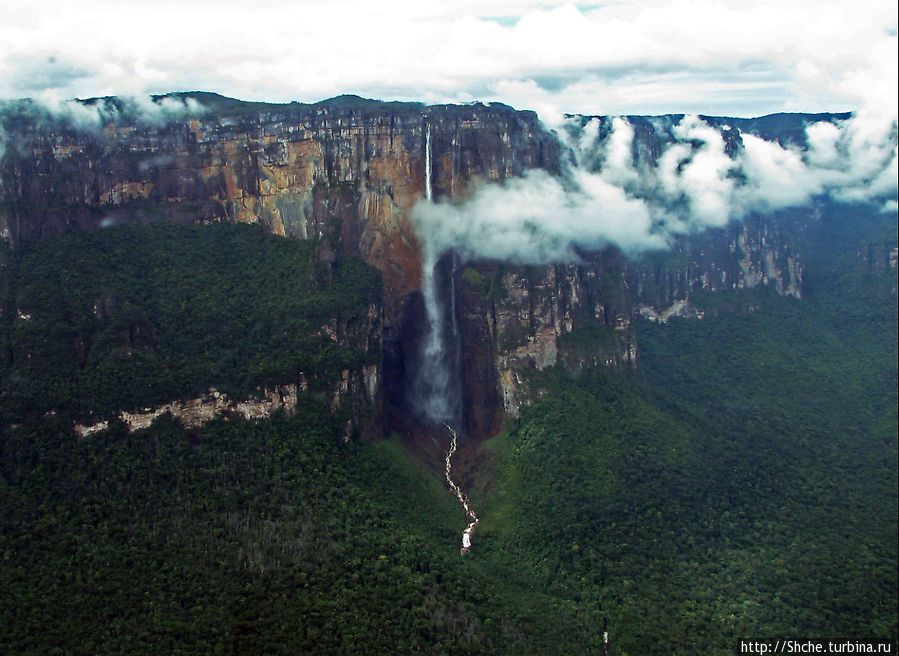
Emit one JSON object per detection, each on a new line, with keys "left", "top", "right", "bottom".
{"left": 444, "top": 424, "right": 479, "bottom": 554}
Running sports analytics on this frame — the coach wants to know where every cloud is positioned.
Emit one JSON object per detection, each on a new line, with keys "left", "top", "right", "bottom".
{"left": 0, "top": 1, "right": 894, "bottom": 121}
{"left": 413, "top": 113, "right": 898, "bottom": 264}
{"left": 6, "top": 56, "right": 92, "bottom": 93}
{"left": 658, "top": 116, "right": 737, "bottom": 228}
{"left": 736, "top": 111, "right": 898, "bottom": 210}
{"left": 0, "top": 92, "right": 207, "bottom": 136}
{"left": 413, "top": 167, "right": 664, "bottom": 264}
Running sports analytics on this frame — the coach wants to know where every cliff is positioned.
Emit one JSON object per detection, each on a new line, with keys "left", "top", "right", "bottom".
{"left": 629, "top": 214, "right": 804, "bottom": 322}
{"left": 0, "top": 94, "right": 838, "bottom": 440}
{"left": 0, "top": 94, "right": 560, "bottom": 317}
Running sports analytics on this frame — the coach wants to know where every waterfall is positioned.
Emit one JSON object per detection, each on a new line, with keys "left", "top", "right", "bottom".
{"left": 417, "top": 121, "right": 478, "bottom": 552}
{"left": 420, "top": 120, "right": 478, "bottom": 554}
{"left": 415, "top": 244, "right": 460, "bottom": 425}
{"left": 415, "top": 120, "right": 462, "bottom": 425}
{"left": 415, "top": 122, "right": 461, "bottom": 426}
{"left": 425, "top": 124, "right": 433, "bottom": 202}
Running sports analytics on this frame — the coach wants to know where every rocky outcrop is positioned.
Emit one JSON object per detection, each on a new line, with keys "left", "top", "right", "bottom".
{"left": 74, "top": 384, "right": 300, "bottom": 437}
{"left": 452, "top": 248, "right": 636, "bottom": 423}
{"left": 72, "top": 364, "right": 381, "bottom": 441}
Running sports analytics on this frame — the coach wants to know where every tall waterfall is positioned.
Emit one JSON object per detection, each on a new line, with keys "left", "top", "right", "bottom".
{"left": 417, "top": 122, "right": 477, "bottom": 552}
{"left": 425, "top": 124, "right": 433, "bottom": 202}
{"left": 414, "top": 122, "right": 462, "bottom": 427}
{"left": 415, "top": 244, "right": 461, "bottom": 426}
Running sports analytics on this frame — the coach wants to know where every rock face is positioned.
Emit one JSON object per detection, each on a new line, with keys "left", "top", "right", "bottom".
{"left": 72, "top": 368, "right": 382, "bottom": 441}
{"left": 0, "top": 94, "right": 815, "bottom": 440}
{"left": 629, "top": 215, "right": 804, "bottom": 322}
{"left": 0, "top": 96, "right": 561, "bottom": 321}
{"left": 74, "top": 385, "right": 300, "bottom": 437}
{"left": 452, "top": 250, "right": 636, "bottom": 426}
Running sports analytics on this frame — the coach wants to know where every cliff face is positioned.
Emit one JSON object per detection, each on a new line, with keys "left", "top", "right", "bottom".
{"left": 629, "top": 216, "right": 804, "bottom": 322}
{"left": 0, "top": 95, "right": 815, "bottom": 440}
{"left": 451, "top": 250, "right": 636, "bottom": 427}
{"left": 0, "top": 96, "right": 561, "bottom": 322}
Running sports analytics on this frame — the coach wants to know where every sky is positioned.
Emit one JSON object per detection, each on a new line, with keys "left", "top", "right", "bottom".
{"left": 1, "top": 0, "right": 897, "bottom": 120}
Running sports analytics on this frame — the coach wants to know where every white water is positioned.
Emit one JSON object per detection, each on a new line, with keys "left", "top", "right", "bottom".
{"left": 421, "top": 124, "right": 479, "bottom": 553}
{"left": 416, "top": 121, "right": 459, "bottom": 425}
{"left": 444, "top": 424, "right": 479, "bottom": 553}
{"left": 417, "top": 244, "right": 456, "bottom": 423}
{"left": 425, "top": 124, "right": 433, "bottom": 202}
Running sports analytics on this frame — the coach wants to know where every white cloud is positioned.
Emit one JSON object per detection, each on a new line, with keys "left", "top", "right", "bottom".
{"left": 413, "top": 113, "right": 898, "bottom": 263}
{"left": 412, "top": 167, "right": 664, "bottom": 263}
{"left": 0, "top": 0, "right": 894, "bottom": 120}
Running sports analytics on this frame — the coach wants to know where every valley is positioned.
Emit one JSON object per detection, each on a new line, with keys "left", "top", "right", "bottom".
{"left": 0, "top": 95, "right": 896, "bottom": 654}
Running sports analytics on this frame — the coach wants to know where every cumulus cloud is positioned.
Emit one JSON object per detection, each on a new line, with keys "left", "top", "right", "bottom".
{"left": 413, "top": 113, "right": 898, "bottom": 263}
{"left": 737, "top": 111, "right": 898, "bottom": 211}
{"left": 658, "top": 116, "right": 737, "bottom": 228}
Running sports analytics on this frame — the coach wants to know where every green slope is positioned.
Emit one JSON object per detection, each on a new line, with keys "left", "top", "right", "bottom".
{"left": 0, "top": 222, "right": 381, "bottom": 421}
{"left": 476, "top": 288, "right": 896, "bottom": 654}
{"left": 1, "top": 208, "right": 896, "bottom": 655}
{"left": 476, "top": 205, "right": 898, "bottom": 654}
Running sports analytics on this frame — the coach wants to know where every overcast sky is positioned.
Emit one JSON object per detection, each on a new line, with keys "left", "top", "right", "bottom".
{"left": 1, "top": 0, "right": 896, "bottom": 120}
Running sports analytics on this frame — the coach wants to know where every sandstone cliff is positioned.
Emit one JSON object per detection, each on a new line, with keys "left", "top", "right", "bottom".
{"left": 0, "top": 94, "right": 817, "bottom": 439}
{"left": 629, "top": 215, "right": 804, "bottom": 322}
{"left": 0, "top": 95, "right": 560, "bottom": 318}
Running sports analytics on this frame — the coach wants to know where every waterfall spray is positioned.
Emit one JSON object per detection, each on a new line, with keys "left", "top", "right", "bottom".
{"left": 415, "top": 243, "right": 460, "bottom": 424}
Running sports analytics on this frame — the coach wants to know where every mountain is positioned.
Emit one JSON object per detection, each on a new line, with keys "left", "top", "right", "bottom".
{"left": 0, "top": 94, "right": 896, "bottom": 654}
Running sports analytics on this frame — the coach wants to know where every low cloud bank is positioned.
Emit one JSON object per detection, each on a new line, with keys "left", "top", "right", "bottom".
{"left": 0, "top": 93, "right": 206, "bottom": 160}
{"left": 413, "top": 112, "right": 898, "bottom": 263}
{"left": 0, "top": 93, "right": 205, "bottom": 131}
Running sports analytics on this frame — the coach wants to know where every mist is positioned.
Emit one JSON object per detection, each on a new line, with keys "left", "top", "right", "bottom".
{"left": 0, "top": 93, "right": 207, "bottom": 166}
{"left": 412, "top": 112, "right": 898, "bottom": 264}
{"left": 0, "top": 93, "right": 206, "bottom": 132}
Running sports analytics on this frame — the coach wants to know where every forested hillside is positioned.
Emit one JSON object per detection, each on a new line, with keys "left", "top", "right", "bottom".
{"left": 1, "top": 207, "right": 896, "bottom": 654}
{"left": 0, "top": 223, "right": 381, "bottom": 422}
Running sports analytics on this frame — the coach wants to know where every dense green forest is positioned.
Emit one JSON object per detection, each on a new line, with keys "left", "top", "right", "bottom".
{"left": 0, "top": 222, "right": 381, "bottom": 422}
{"left": 476, "top": 291, "right": 897, "bottom": 654}
{"left": 1, "top": 209, "right": 896, "bottom": 654}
